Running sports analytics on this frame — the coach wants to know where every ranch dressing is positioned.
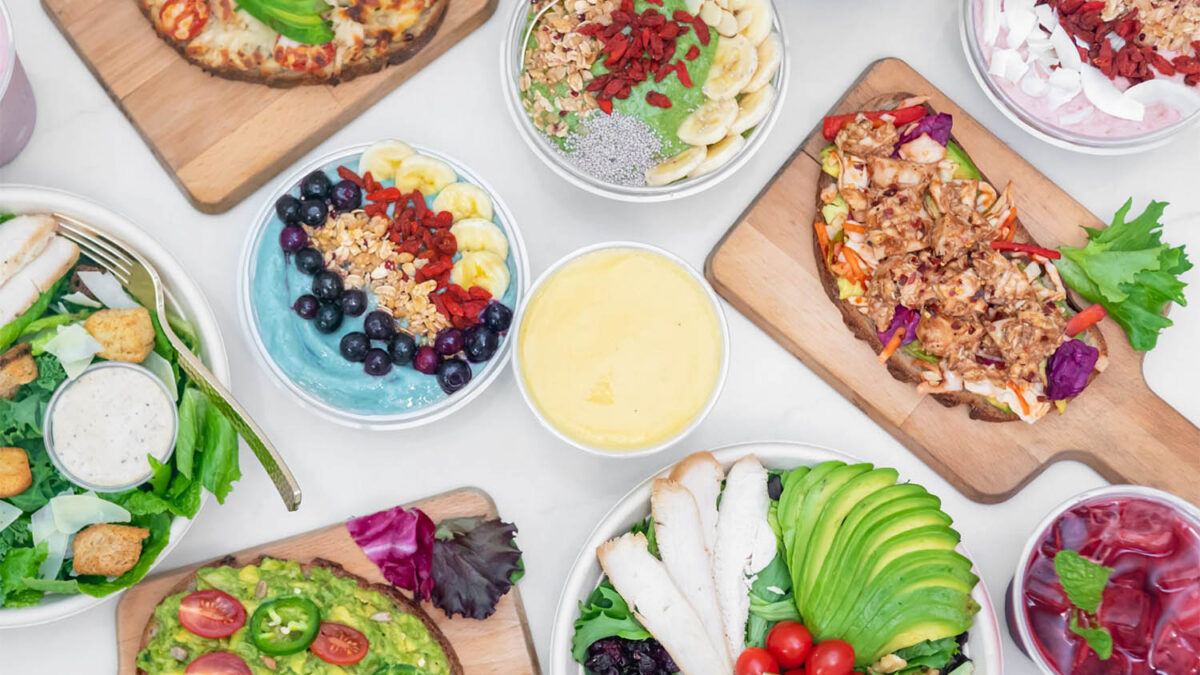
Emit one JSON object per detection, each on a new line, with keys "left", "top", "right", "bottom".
{"left": 49, "top": 363, "right": 177, "bottom": 489}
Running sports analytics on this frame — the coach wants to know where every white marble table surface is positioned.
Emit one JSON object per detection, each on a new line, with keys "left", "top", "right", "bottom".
{"left": 2, "top": 0, "right": 1199, "bottom": 671}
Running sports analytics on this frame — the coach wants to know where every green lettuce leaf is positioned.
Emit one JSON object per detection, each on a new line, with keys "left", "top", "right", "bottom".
{"left": 0, "top": 542, "right": 48, "bottom": 607}
{"left": 571, "top": 581, "right": 651, "bottom": 662}
{"left": 195, "top": 401, "right": 240, "bottom": 503}
{"left": 894, "top": 637, "right": 962, "bottom": 671}
{"left": 75, "top": 512, "right": 172, "bottom": 597}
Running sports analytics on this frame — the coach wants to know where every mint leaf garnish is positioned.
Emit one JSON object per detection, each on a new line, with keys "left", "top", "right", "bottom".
{"left": 1054, "top": 550, "right": 1113, "bottom": 614}
{"left": 1069, "top": 613, "right": 1113, "bottom": 660}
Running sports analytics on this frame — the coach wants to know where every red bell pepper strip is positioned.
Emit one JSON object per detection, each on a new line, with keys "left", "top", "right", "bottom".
{"left": 990, "top": 240, "right": 1062, "bottom": 259}
{"left": 1065, "top": 304, "right": 1107, "bottom": 337}
{"left": 821, "top": 105, "right": 927, "bottom": 140}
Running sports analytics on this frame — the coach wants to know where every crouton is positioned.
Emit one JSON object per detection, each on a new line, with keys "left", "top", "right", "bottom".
{"left": 72, "top": 523, "right": 151, "bottom": 577}
{"left": 84, "top": 307, "right": 156, "bottom": 364}
{"left": 0, "top": 447, "right": 32, "bottom": 498}
{"left": 0, "top": 344, "right": 38, "bottom": 400}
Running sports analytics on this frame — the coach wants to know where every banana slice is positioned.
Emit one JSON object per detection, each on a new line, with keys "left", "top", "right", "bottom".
{"left": 716, "top": 10, "right": 739, "bottom": 37}
{"left": 450, "top": 217, "right": 509, "bottom": 261}
{"left": 432, "top": 182, "right": 494, "bottom": 222}
{"left": 357, "top": 140, "right": 415, "bottom": 182}
{"left": 730, "top": 84, "right": 775, "bottom": 135}
{"left": 685, "top": 0, "right": 703, "bottom": 14}
{"left": 394, "top": 154, "right": 457, "bottom": 195}
{"left": 450, "top": 251, "right": 510, "bottom": 298}
{"left": 727, "top": 0, "right": 749, "bottom": 11}
{"left": 736, "top": 7, "right": 754, "bottom": 31}
{"left": 739, "top": 0, "right": 772, "bottom": 46}
{"left": 742, "top": 32, "right": 781, "bottom": 93}
{"left": 698, "top": 1, "right": 723, "bottom": 27}
{"left": 702, "top": 35, "right": 758, "bottom": 100}
{"left": 677, "top": 98, "right": 739, "bottom": 145}
{"left": 645, "top": 146, "right": 707, "bottom": 187}
{"left": 689, "top": 133, "right": 747, "bottom": 178}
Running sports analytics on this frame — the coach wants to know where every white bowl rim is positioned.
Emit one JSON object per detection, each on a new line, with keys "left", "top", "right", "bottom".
{"left": 0, "top": 184, "right": 229, "bottom": 628}
{"left": 237, "top": 142, "right": 531, "bottom": 431}
{"left": 1007, "top": 483, "right": 1200, "bottom": 674}
{"left": 548, "top": 440, "right": 1005, "bottom": 675}
{"left": 498, "top": 1, "right": 791, "bottom": 202}
{"left": 510, "top": 241, "right": 730, "bottom": 458}
{"left": 958, "top": 0, "right": 1200, "bottom": 155}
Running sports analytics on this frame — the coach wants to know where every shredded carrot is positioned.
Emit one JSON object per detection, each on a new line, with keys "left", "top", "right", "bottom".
{"left": 843, "top": 221, "right": 866, "bottom": 234}
{"left": 878, "top": 327, "right": 905, "bottom": 364}
{"left": 842, "top": 246, "right": 867, "bottom": 281}
{"left": 913, "top": 359, "right": 940, "bottom": 371}
{"left": 814, "top": 219, "right": 830, "bottom": 260}
{"left": 1001, "top": 209, "right": 1017, "bottom": 241}
{"left": 1008, "top": 383, "right": 1030, "bottom": 416}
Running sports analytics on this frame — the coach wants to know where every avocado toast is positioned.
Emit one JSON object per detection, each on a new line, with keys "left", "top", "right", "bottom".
{"left": 813, "top": 93, "right": 1107, "bottom": 423}
{"left": 137, "top": 556, "right": 463, "bottom": 675}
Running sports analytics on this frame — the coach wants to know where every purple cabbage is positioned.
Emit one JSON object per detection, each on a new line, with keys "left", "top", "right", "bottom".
{"left": 347, "top": 505, "right": 436, "bottom": 599}
{"left": 1046, "top": 339, "right": 1100, "bottom": 400}
{"left": 895, "top": 113, "right": 954, "bottom": 155}
{"left": 878, "top": 306, "right": 919, "bottom": 347}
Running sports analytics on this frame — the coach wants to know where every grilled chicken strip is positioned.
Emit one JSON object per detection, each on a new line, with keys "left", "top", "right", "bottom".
{"left": 598, "top": 533, "right": 729, "bottom": 675}
{"left": 0, "top": 236, "right": 81, "bottom": 326}
{"left": 668, "top": 451, "right": 724, "bottom": 555}
{"left": 713, "top": 455, "right": 777, "bottom": 659}
{"left": 652, "top": 479, "right": 731, "bottom": 668}
{"left": 0, "top": 214, "right": 56, "bottom": 288}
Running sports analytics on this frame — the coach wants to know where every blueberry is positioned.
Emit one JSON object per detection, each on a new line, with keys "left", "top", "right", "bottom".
{"left": 389, "top": 332, "right": 417, "bottom": 365}
{"left": 363, "top": 310, "right": 395, "bottom": 341}
{"left": 293, "top": 294, "right": 319, "bottom": 320}
{"left": 330, "top": 180, "right": 362, "bottom": 211}
{"left": 300, "top": 199, "right": 328, "bottom": 227}
{"left": 313, "top": 303, "right": 343, "bottom": 334}
{"left": 462, "top": 325, "right": 499, "bottom": 363}
{"left": 413, "top": 346, "right": 440, "bottom": 375}
{"left": 339, "top": 332, "right": 370, "bottom": 362}
{"left": 480, "top": 302, "right": 513, "bottom": 333}
{"left": 275, "top": 195, "right": 303, "bottom": 224}
{"left": 294, "top": 247, "right": 325, "bottom": 275}
{"left": 434, "top": 328, "right": 463, "bottom": 356}
{"left": 340, "top": 289, "right": 367, "bottom": 317}
{"left": 364, "top": 349, "right": 393, "bottom": 376}
{"left": 312, "top": 271, "right": 343, "bottom": 301}
{"left": 279, "top": 225, "right": 308, "bottom": 253}
{"left": 436, "top": 358, "right": 472, "bottom": 394}
{"left": 300, "top": 170, "right": 332, "bottom": 201}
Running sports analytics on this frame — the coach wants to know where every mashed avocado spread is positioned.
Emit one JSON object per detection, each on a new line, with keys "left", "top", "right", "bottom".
{"left": 137, "top": 558, "right": 451, "bottom": 675}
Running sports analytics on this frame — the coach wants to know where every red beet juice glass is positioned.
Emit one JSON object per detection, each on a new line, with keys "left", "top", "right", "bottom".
{"left": 1007, "top": 486, "right": 1200, "bottom": 675}
{"left": 0, "top": 0, "right": 36, "bottom": 166}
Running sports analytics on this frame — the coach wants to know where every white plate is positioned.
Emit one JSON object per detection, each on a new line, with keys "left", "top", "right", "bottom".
{"left": 0, "top": 185, "right": 229, "bottom": 628}
{"left": 550, "top": 441, "right": 1005, "bottom": 674}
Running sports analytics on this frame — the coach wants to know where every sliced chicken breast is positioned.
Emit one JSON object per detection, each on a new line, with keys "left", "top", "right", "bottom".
{"left": 0, "top": 214, "right": 56, "bottom": 287}
{"left": 652, "top": 478, "right": 731, "bottom": 668}
{"left": 0, "top": 236, "right": 80, "bottom": 326}
{"left": 713, "top": 455, "right": 777, "bottom": 659}
{"left": 669, "top": 451, "right": 724, "bottom": 556}
{"left": 598, "top": 533, "right": 728, "bottom": 675}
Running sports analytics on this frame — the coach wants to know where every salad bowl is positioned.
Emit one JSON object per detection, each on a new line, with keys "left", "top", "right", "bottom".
{"left": 549, "top": 440, "right": 1005, "bottom": 674}
{"left": 0, "top": 185, "right": 229, "bottom": 628}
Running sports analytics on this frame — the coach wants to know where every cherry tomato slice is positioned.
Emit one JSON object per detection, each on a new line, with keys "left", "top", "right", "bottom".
{"left": 178, "top": 590, "right": 247, "bottom": 639}
{"left": 766, "top": 620, "right": 815, "bottom": 669}
{"left": 159, "top": 0, "right": 210, "bottom": 41}
{"left": 273, "top": 36, "right": 336, "bottom": 73}
{"left": 185, "top": 652, "right": 252, "bottom": 675}
{"left": 806, "top": 639, "right": 856, "bottom": 675}
{"left": 310, "top": 622, "right": 370, "bottom": 665}
{"left": 737, "top": 647, "right": 781, "bottom": 675}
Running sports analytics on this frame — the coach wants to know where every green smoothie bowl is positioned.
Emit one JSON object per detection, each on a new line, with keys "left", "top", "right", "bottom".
{"left": 502, "top": 0, "right": 788, "bottom": 201}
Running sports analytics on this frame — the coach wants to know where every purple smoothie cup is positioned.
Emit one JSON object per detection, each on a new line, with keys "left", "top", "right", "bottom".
{"left": 0, "top": 0, "right": 36, "bottom": 166}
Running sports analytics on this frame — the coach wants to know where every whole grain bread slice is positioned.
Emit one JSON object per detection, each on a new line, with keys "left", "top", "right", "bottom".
{"left": 812, "top": 92, "right": 1106, "bottom": 422}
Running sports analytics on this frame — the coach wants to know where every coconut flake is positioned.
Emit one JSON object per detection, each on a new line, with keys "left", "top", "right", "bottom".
{"left": 1006, "top": 7, "right": 1038, "bottom": 48}
{"left": 1124, "top": 78, "right": 1200, "bottom": 114}
{"left": 1046, "top": 68, "right": 1083, "bottom": 109}
{"left": 77, "top": 271, "right": 139, "bottom": 310}
{"left": 983, "top": 0, "right": 1003, "bottom": 45}
{"left": 1034, "top": 4, "right": 1057, "bottom": 30}
{"left": 1080, "top": 64, "right": 1145, "bottom": 120}
{"left": 990, "top": 49, "right": 1029, "bottom": 82}
{"left": 1050, "top": 24, "right": 1083, "bottom": 70}
{"left": 1021, "top": 68, "right": 1051, "bottom": 96}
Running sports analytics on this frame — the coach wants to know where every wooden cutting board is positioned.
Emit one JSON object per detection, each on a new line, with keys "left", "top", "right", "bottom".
{"left": 706, "top": 58, "right": 1200, "bottom": 505}
{"left": 41, "top": 0, "right": 496, "bottom": 214}
{"left": 115, "top": 488, "right": 540, "bottom": 674}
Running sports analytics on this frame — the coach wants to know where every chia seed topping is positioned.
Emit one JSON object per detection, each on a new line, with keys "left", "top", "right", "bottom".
{"left": 554, "top": 111, "right": 665, "bottom": 186}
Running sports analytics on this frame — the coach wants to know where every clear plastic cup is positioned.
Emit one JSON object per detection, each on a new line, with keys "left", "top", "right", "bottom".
{"left": 0, "top": 0, "right": 36, "bottom": 166}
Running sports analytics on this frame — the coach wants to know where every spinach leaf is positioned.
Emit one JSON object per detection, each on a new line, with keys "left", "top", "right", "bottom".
{"left": 571, "top": 581, "right": 651, "bottom": 662}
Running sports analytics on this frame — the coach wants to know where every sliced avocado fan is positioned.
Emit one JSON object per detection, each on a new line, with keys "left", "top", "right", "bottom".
{"left": 778, "top": 461, "right": 980, "bottom": 666}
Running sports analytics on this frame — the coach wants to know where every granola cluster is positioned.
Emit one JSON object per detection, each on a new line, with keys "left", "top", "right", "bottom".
{"left": 519, "top": 0, "right": 617, "bottom": 135}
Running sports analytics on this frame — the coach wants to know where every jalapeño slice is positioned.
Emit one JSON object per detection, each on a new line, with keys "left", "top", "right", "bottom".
{"left": 249, "top": 597, "right": 321, "bottom": 656}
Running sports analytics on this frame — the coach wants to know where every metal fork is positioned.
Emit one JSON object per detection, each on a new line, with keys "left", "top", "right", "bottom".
{"left": 51, "top": 212, "right": 302, "bottom": 511}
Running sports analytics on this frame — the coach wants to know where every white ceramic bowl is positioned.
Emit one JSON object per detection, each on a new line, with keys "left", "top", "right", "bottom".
{"left": 238, "top": 142, "right": 529, "bottom": 430}
{"left": 499, "top": 1, "right": 790, "bottom": 201}
{"left": 0, "top": 185, "right": 228, "bottom": 628}
{"left": 959, "top": 0, "right": 1200, "bottom": 154}
{"left": 512, "top": 242, "right": 729, "bottom": 458}
{"left": 550, "top": 441, "right": 1005, "bottom": 674}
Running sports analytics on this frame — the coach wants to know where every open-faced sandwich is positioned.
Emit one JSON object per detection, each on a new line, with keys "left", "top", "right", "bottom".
{"left": 813, "top": 94, "right": 1108, "bottom": 423}
{"left": 137, "top": 556, "right": 462, "bottom": 674}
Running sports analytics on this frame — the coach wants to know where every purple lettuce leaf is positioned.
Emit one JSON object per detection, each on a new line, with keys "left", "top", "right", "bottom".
{"left": 894, "top": 113, "right": 954, "bottom": 157}
{"left": 879, "top": 306, "right": 920, "bottom": 347}
{"left": 1046, "top": 339, "right": 1100, "bottom": 400}
{"left": 430, "top": 517, "right": 523, "bottom": 620}
{"left": 347, "top": 505, "right": 436, "bottom": 599}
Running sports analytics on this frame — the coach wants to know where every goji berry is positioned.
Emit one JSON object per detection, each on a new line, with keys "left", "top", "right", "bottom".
{"left": 598, "top": 98, "right": 614, "bottom": 114}
{"left": 433, "top": 232, "right": 457, "bottom": 256}
{"left": 367, "top": 187, "right": 401, "bottom": 202}
{"left": 364, "top": 203, "right": 388, "bottom": 217}
{"left": 646, "top": 91, "right": 672, "bottom": 108}
{"left": 468, "top": 286, "right": 491, "bottom": 301}
{"left": 685, "top": 44, "right": 700, "bottom": 60}
{"left": 336, "top": 166, "right": 364, "bottom": 188}
{"left": 692, "top": 17, "right": 710, "bottom": 45}
{"left": 462, "top": 300, "right": 489, "bottom": 317}
{"left": 412, "top": 190, "right": 427, "bottom": 218}
{"left": 432, "top": 293, "right": 449, "bottom": 318}
{"left": 672, "top": 10, "right": 693, "bottom": 22}
{"left": 675, "top": 61, "right": 693, "bottom": 87}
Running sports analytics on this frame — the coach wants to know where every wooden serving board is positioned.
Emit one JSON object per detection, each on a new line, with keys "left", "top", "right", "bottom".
{"left": 706, "top": 58, "right": 1200, "bottom": 505}
{"left": 115, "top": 488, "right": 540, "bottom": 674}
{"left": 42, "top": 0, "right": 496, "bottom": 214}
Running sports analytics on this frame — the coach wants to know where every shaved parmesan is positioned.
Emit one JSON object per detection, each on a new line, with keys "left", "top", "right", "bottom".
{"left": 50, "top": 493, "right": 131, "bottom": 534}
{"left": 78, "top": 270, "right": 138, "bottom": 310}
{"left": 1050, "top": 25, "right": 1082, "bottom": 70}
{"left": 1080, "top": 65, "right": 1145, "bottom": 120}
{"left": 143, "top": 351, "right": 177, "bottom": 401}
{"left": 61, "top": 291, "right": 102, "bottom": 308}
{"left": 30, "top": 502, "right": 57, "bottom": 544}
{"left": 39, "top": 531, "right": 69, "bottom": 580}
{"left": 43, "top": 324, "right": 103, "bottom": 380}
{"left": 0, "top": 501, "right": 21, "bottom": 534}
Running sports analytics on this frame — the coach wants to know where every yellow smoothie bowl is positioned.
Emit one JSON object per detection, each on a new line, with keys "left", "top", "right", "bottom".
{"left": 513, "top": 242, "right": 729, "bottom": 457}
